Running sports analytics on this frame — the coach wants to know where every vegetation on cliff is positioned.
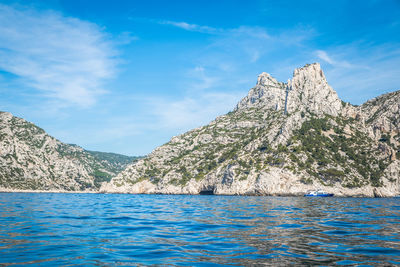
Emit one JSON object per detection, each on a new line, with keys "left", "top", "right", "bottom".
{"left": 105, "top": 63, "right": 400, "bottom": 196}
{"left": 0, "top": 111, "right": 138, "bottom": 190}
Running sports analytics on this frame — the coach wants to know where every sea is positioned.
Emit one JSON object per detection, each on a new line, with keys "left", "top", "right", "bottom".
{"left": 0, "top": 193, "right": 399, "bottom": 266}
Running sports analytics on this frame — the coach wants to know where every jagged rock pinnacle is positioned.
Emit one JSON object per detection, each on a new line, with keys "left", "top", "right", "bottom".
{"left": 236, "top": 63, "right": 342, "bottom": 116}
{"left": 101, "top": 62, "right": 400, "bottom": 197}
{"left": 288, "top": 63, "right": 342, "bottom": 116}
{"left": 256, "top": 72, "right": 279, "bottom": 87}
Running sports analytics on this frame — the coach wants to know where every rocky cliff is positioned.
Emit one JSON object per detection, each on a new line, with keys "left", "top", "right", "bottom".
{"left": 102, "top": 63, "right": 400, "bottom": 197}
{"left": 0, "top": 112, "right": 138, "bottom": 191}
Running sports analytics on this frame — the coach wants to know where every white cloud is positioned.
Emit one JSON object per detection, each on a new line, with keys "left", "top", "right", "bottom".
{"left": 316, "top": 49, "right": 354, "bottom": 68}
{"left": 206, "top": 25, "right": 313, "bottom": 65}
{"left": 159, "top": 21, "right": 273, "bottom": 63}
{"left": 137, "top": 22, "right": 315, "bottom": 134}
{"left": 229, "top": 26, "right": 270, "bottom": 40}
{"left": 157, "top": 20, "right": 315, "bottom": 66}
{"left": 148, "top": 91, "right": 243, "bottom": 133}
{"left": 0, "top": 4, "right": 117, "bottom": 107}
{"left": 316, "top": 50, "right": 335, "bottom": 64}
{"left": 314, "top": 43, "right": 400, "bottom": 104}
{"left": 187, "top": 66, "right": 220, "bottom": 91}
{"left": 160, "top": 20, "right": 218, "bottom": 34}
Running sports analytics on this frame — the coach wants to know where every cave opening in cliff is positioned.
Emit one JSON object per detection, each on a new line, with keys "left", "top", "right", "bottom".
{"left": 199, "top": 187, "right": 215, "bottom": 195}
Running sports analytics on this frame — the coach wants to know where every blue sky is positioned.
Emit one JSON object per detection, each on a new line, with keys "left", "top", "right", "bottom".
{"left": 0, "top": 0, "right": 399, "bottom": 156}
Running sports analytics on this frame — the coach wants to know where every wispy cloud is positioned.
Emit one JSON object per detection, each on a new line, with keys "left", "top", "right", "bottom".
{"left": 186, "top": 66, "right": 220, "bottom": 91}
{"left": 135, "top": 21, "right": 316, "bottom": 135}
{"left": 146, "top": 91, "right": 244, "bottom": 133}
{"left": 215, "top": 26, "right": 272, "bottom": 63}
{"left": 316, "top": 50, "right": 335, "bottom": 64}
{"left": 314, "top": 43, "right": 400, "bottom": 104}
{"left": 0, "top": 4, "right": 118, "bottom": 107}
{"left": 63, "top": 89, "right": 244, "bottom": 154}
{"left": 158, "top": 19, "right": 272, "bottom": 41}
{"left": 157, "top": 19, "right": 400, "bottom": 113}
{"left": 154, "top": 19, "right": 314, "bottom": 66}
{"left": 158, "top": 20, "right": 273, "bottom": 63}
{"left": 160, "top": 20, "right": 218, "bottom": 34}
{"left": 316, "top": 50, "right": 353, "bottom": 68}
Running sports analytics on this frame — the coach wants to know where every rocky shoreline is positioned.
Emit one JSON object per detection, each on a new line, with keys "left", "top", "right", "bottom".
{"left": 1, "top": 63, "right": 399, "bottom": 196}
{"left": 2, "top": 179, "right": 398, "bottom": 197}
{"left": 102, "top": 63, "right": 400, "bottom": 197}
{"left": 99, "top": 177, "right": 399, "bottom": 198}
{"left": 0, "top": 188, "right": 98, "bottom": 194}
{"left": 0, "top": 189, "right": 397, "bottom": 198}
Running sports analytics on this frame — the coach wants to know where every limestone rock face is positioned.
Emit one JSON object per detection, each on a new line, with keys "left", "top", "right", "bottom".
{"left": 361, "top": 90, "right": 400, "bottom": 138}
{"left": 0, "top": 112, "right": 136, "bottom": 191}
{"left": 236, "top": 63, "right": 343, "bottom": 116}
{"left": 235, "top": 72, "right": 284, "bottom": 111}
{"left": 289, "top": 63, "right": 343, "bottom": 116}
{"left": 103, "top": 63, "right": 400, "bottom": 197}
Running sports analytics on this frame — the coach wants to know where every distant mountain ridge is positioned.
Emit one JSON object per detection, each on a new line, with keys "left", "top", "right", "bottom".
{"left": 101, "top": 63, "right": 400, "bottom": 197}
{"left": 0, "top": 111, "right": 138, "bottom": 191}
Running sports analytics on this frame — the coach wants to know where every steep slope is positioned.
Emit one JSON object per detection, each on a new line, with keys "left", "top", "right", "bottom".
{"left": 362, "top": 90, "right": 400, "bottom": 145}
{"left": 236, "top": 63, "right": 343, "bottom": 116}
{"left": 0, "top": 112, "right": 137, "bottom": 191}
{"left": 361, "top": 90, "right": 400, "bottom": 187}
{"left": 102, "top": 63, "right": 400, "bottom": 197}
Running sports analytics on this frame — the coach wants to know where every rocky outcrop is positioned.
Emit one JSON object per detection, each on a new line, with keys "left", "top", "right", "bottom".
{"left": 0, "top": 112, "right": 137, "bottom": 191}
{"left": 362, "top": 90, "right": 400, "bottom": 138}
{"left": 102, "top": 63, "right": 400, "bottom": 197}
{"left": 236, "top": 63, "right": 343, "bottom": 116}
{"left": 2, "top": 62, "right": 398, "bottom": 196}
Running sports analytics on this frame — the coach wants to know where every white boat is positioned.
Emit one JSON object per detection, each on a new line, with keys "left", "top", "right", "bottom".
{"left": 304, "top": 189, "right": 334, "bottom": 197}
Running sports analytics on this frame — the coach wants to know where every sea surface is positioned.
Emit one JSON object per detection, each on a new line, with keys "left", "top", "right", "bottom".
{"left": 0, "top": 193, "right": 399, "bottom": 266}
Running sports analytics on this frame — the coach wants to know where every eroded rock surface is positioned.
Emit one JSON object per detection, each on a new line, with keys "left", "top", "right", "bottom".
{"left": 102, "top": 63, "right": 400, "bottom": 197}
{"left": 0, "top": 112, "right": 137, "bottom": 191}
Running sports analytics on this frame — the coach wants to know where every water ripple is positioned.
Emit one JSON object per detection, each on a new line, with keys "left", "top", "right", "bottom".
{"left": 0, "top": 193, "right": 400, "bottom": 265}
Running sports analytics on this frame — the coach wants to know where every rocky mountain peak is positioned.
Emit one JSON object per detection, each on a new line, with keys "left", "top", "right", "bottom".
{"left": 256, "top": 72, "right": 279, "bottom": 87}
{"left": 292, "top": 63, "right": 325, "bottom": 82}
{"left": 288, "top": 63, "right": 342, "bottom": 116}
{"left": 235, "top": 71, "right": 284, "bottom": 111}
{"left": 101, "top": 62, "right": 400, "bottom": 197}
{"left": 236, "top": 63, "right": 343, "bottom": 116}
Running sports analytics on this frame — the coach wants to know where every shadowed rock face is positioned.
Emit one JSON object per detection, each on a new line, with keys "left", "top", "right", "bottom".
{"left": 0, "top": 112, "right": 137, "bottom": 191}
{"left": 101, "top": 63, "right": 400, "bottom": 197}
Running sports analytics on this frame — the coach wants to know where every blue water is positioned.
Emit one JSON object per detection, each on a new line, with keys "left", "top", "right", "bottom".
{"left": 0, "top": 193, "right": 399, "bottom": 266}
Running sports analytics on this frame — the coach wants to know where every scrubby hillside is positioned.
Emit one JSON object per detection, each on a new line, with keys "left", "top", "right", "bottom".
{"left": 102, "top": 63, "right": 400, "bottom": 197}
{"left": 0, "top": 112, "right": 137, "bottom": 191}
